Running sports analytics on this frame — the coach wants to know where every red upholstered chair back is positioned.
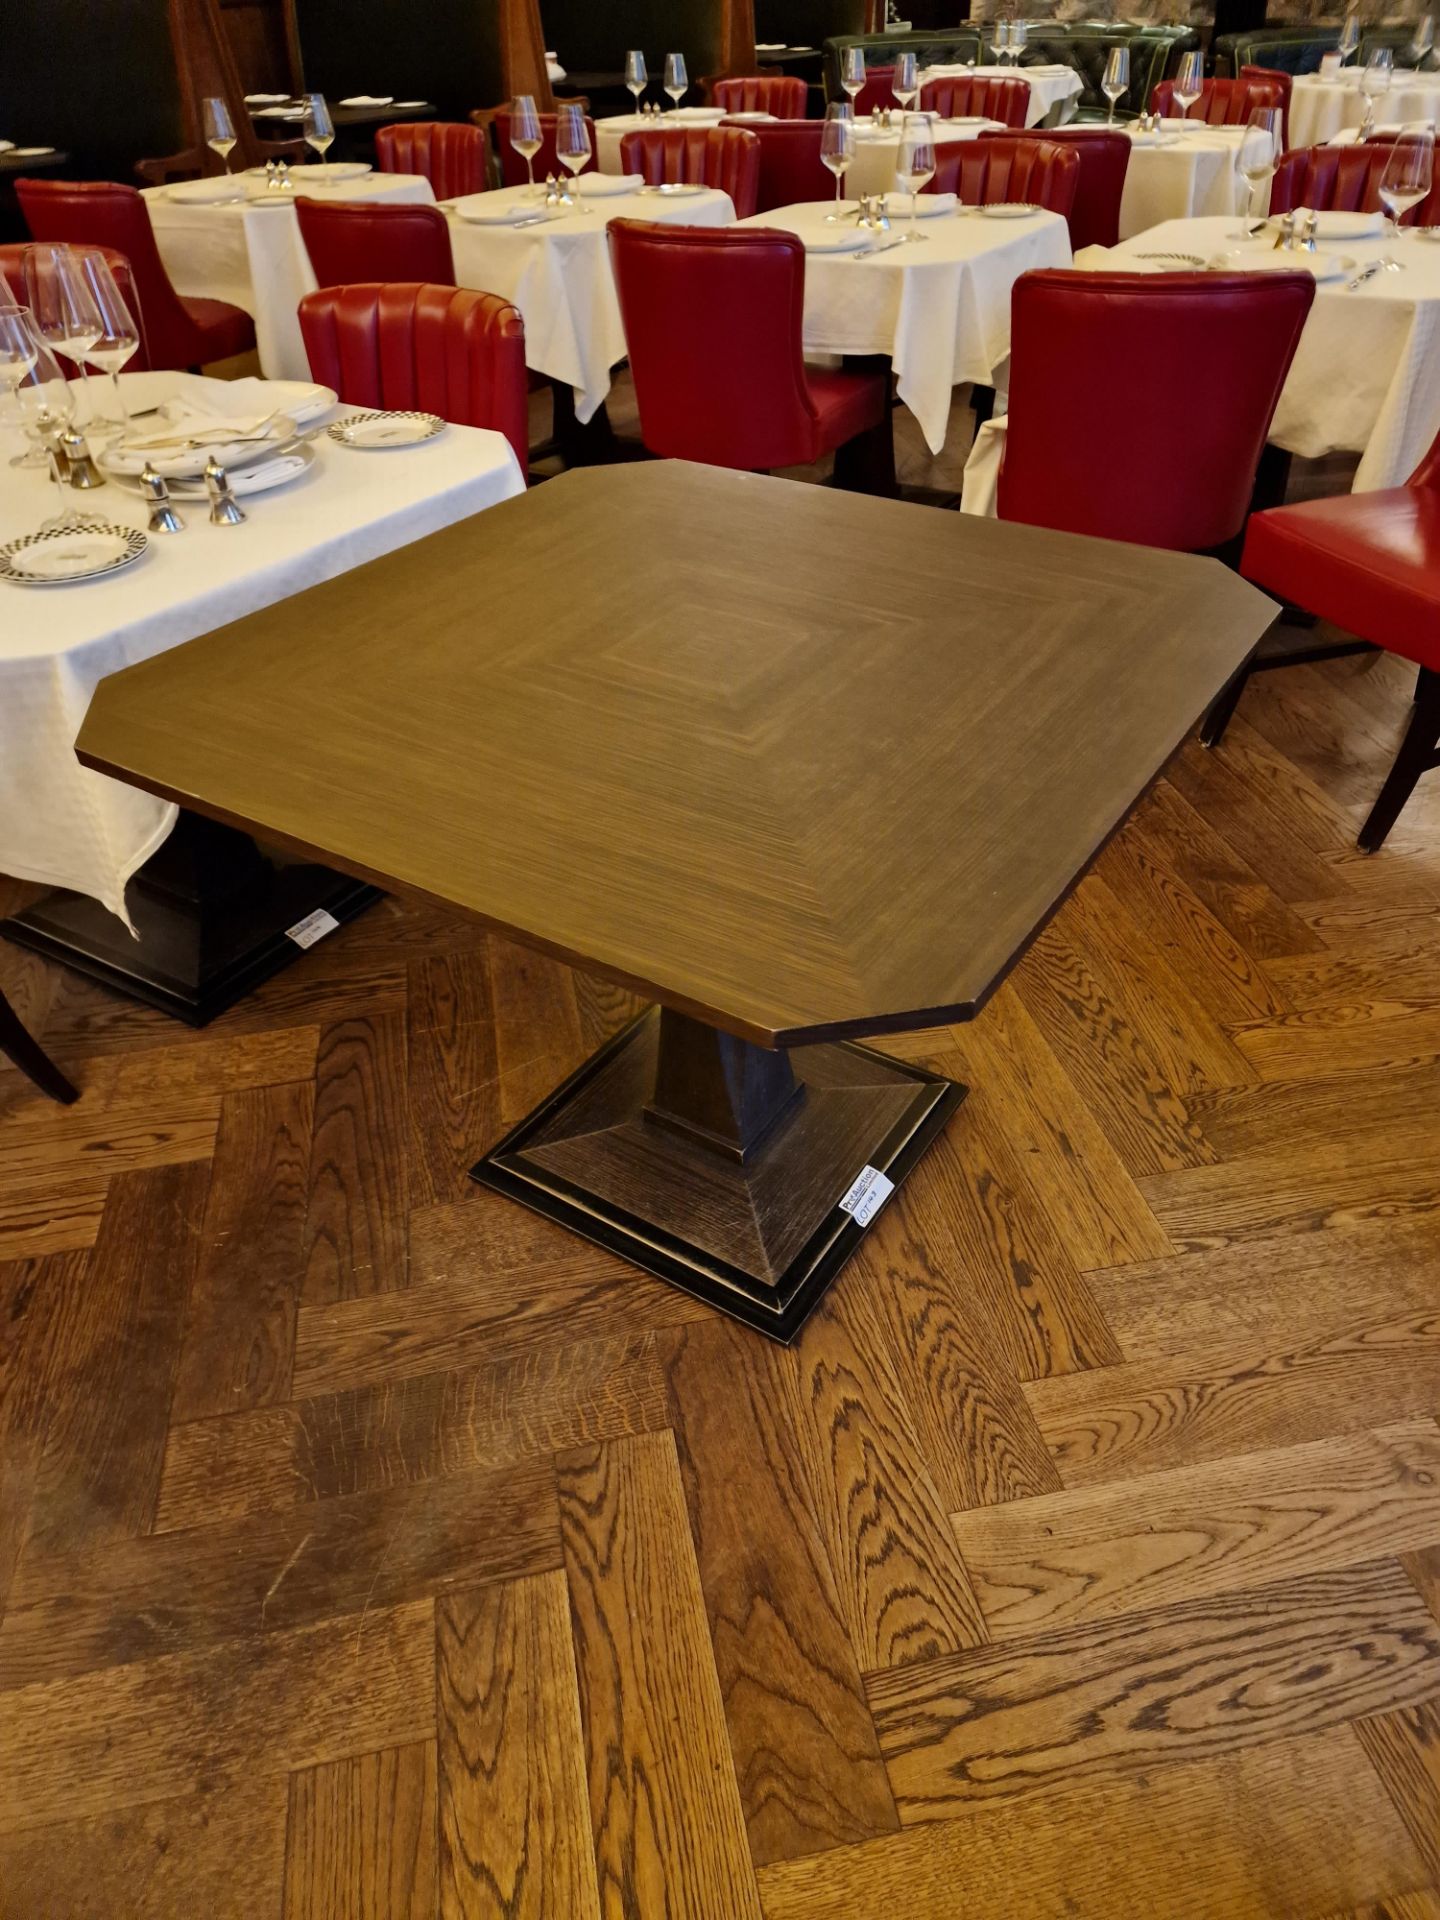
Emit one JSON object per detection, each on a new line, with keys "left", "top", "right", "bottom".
{"left": 617, "top": 126, "right": 761, "bottom": 217}
{"left": 919, "top": 74, "right": 1032, "bottom": 126}
{"left": 0, "top": 243, "right": 151, "bottom": 372}
{"left": 492, "top": 109, "right": 597, "bottom": 186}
{"left": 999, "top": 269, "right": 1313, "bottom": 550}
{"left": 16, "top": 179, "right": 207, "bottom": 372}
{"left": 1240, "top": 64, "right": 1292, "bottom": 144}
{"left": 375, "top": 122, "right": 488, "bottom": 200}
{"left": 991, "top": 125, "right": 1129, "bottom": 249}
{"left": 1408, "top": 424, "right": 1440, "bottom": 489}
{"left": 712, "top": 74, "right": 808, "bottom": 116}
{"left": 728, "top": 119, "right": 831, "bottom": 211}
{"left": 930, "top": 135, "right": 1079, "bottom": 217}
{"left": 298, "top": 282, "right": 528, "bottom": 474}
{"left": 296, "top": 197, "right": 455, "bottom": 289}
{"left": 609, "top": 219, "right": 823, "bottom": 469}
{"left": 1271, "top": 141, "right": 1440, "bottom": 225}
{"left": 1149, "top": 75, "right": 1283, "bottom": 123}
{"left": 853, "top": 66, "right": 896, "bottom": 116}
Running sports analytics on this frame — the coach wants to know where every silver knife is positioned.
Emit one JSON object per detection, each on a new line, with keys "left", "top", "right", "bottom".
{"left": 1346, "top": 262, "right": 1382, "bottom": 290}
{"left": 853, "top": 237, "right": 907, "bottom": 259}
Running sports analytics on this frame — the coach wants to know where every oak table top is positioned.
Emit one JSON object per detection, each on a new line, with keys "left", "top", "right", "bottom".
{"left": 77, "top": 462, "right": 1277, "bottom": 1051}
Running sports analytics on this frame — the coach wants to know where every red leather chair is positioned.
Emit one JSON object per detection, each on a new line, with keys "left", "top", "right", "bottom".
{"left": 919, "top": 74, "right": 1032, "bottom": 126}
{"left": 375, "top": 121, "right": 488, "bottom": 200}
{"left": 15, "top": 179, "right": 253, "bottom": 371}
{"left": 296, "top": 197, "right": 455, "bottom": 288}
{"left": 982, "top": 125, "right": 1128, "bottom": 248}
{"left": 1226, "top": 433, "right": 1440, "bottom": 846}
{"left": 852, "top": 66, "right": 897, "bottom": 117}
{"left": 711, "top": 74, "right": 808, "bottom": 116}
{"left": 299, "top": 282, "right": 528, "bottom": 474}
{"left": 0, "top": 243, "right": 150, "bottom": 370}
{"left": 1149, "top": 75, "right": 1284, "bottom": 123}
{"left": 998, "top": 269, "right": 1313, "bottom": 550}
{"left": 930, "top": 135, "right": 1079, "bottom": 219}
{"left": 617, "top": 126, "right": 761, "bottom": 218}
{"left": 490, "top": 109, "right": 597, "bottom": 187}
{"left": 1240, "top": 63, "right": 1292, "bottom": 145}
{"left": 727, "top": 119, "right": 831, "bottom": 212}
{"left": 608, "top": 220, "right": 891, "bottom": 484}
{"left": 1271, "top": 141, "right": 1440, "bottom": 225}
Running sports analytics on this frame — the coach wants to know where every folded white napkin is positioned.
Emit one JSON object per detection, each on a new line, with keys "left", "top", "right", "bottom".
{"left": 245, "top": 92, "right": 291, "bottom": 104}
{"left": 909, "top": 190, "right": 958, "bottom": 214}
{"left": 575, "top": 171, "right": 645, "bottom": 196}
{"left": 255, "top": 106, "right": 306, "bottom": 119}
{"left": 339, "top": 95, "right": 393, "bottom": 107}
{"left": 0, "top": 140, "right": 14, "bottom": 152}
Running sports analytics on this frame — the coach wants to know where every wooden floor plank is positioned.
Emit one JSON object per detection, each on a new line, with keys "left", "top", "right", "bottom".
{"left": 1231, "top": 1000, "right": 1440, "bottom": 1084}
{"left": 659, "top": 1318, "right": 898, "bottom": 1866}
{"left": 865, "top": 1560, "right": 1440, "bottom": 1817}
{"left": 436, "top": 1573, "right": 600, "bottom": 1919}
{"left": 757, "top": 1730, "right": 1425, "bottom": 1920}
{"left": 1405, "top": 1546, "right": 1440, "bottom": 1624}
{"left": 0, "top": 1249, "right": 88, "bottom": 1623}
{"left": 1323, "top": 1894, "right": 1440, "bottom": 1920}
{"left": 302, "top": 1011, "right": 411, "bottom": 1303}
{"left": 284, "top": 1741, "right": 436, "bottom": 1920}
{"left": 405, "top": 947, "right": 500, "bottom": 1210}
{"left": 1354, "top": 1698, "right": 1440, "bottom": 1887}
{"left": 950, "top": 1420, "right": 1440, "bottom": 1637}
{"left": 1190, "top": 1060, "right": 1440, "bottom": 1160}
{"left": 556, "top": 1431, "right": 764, "bottom": 1917}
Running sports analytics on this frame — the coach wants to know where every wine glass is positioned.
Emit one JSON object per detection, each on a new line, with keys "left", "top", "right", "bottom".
{"left": 1360, "top": 48, "right": 1393, "bottom": 136}
{"left": 556, "top": 103, "right": 591, "bottom": 211}
{"left": 1378, "top": 124, "right": 1433, "bottom": 263}
{"left": 0, "top": 301, "right": 39, "bottom": 459}
{"left": 23, "top": 244, "right": 101, "bottom": 426}
{"left": 898, "top": 113, "right": 935, "bottom": 242}
{"left": 1412, "top": 12, "right": 1435, "bottom": 69}
{"left": 625, "top": 51, "right": 648, "bottom": 116}
{"left": 842, "top": 47, "right": 866, "bottom": 106}
{"left": 74, "top": 250, "right": 140, "bottom": 438}
{"left": 1233, "top": 106, "right": 1280, "bottom": 237}
{"left": 1010, "top": 19, "right": 1029, "bottom": 63}
{"left": 1173, "top": 50, "right": 1204, "bottom": 125}
{"left": 1338, "top": 11, "right": 1361, "bottom": 65}
{"left": 820, "top": 102, "right": 854, "bottom": 221}
{"left": 894, "top": 51, "right": 919, "bottom": 113}
{"left": 12, "top": 327, "right": 81, "bottom": 527}
{"left": 509, "top": 94, "right": 543, "bottom": 196}
{"left": 664, "top": 52, "right": 688, "bottom": 113}
{"left": 1102, "top": 46, "right": 1130, "bottom": 125}
{"left": 302, "top": 93, "right": 334, "bottom": 165}
{"left": 202, "top": 97, "right": 238, "bottom": 173}
{"left": 993, "top": 20, "right": 1012, "bottom": 65}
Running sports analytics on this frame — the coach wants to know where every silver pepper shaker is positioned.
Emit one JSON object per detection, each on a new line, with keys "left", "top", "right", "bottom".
{"left": 1302, "top": 208, "right": 1319, "bottom": 252}
{"left": 1274, "top": 209, "right": 1296, "bottom": 250}
{"left": 59, "top": 427, "right": 106, "bottom": 491}
{"left": 203, "top": 454, "right": 246, "bottom": 526}
{"left": 140, "top": 462, "right": 185, "bottom": 533}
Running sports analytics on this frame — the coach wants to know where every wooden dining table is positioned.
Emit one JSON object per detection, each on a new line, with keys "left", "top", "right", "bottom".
{"left": 75, "top": 462, "right": 1277, "bottom": 1339}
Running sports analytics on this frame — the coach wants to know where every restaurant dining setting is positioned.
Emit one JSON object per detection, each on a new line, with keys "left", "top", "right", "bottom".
{"left": 2, "top": 0, "right": 1440, "bottom": 1916}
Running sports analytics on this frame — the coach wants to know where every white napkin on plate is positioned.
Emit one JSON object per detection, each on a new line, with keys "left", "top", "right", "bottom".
{"left": 909, "top": 190, "right": 958, "bottom": 214}
{"left": 339, "top": 95, "right": 393, "bottom": 107}
{"left": 255, "top": 106, "right": 306, "bottom": 119}
{"left": 574, "top": 171, "right": 645, "bottom": 196}
{"left": 0, "top": 140, "right": 14, "bottom": 152}
{"left": 244, "top": 93, "right": 291, "bottom": 104}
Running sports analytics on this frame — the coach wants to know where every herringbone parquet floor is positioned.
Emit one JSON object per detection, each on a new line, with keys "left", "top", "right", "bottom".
{"left": 1, "top": 640, "right": 1439, "bottom": 1919}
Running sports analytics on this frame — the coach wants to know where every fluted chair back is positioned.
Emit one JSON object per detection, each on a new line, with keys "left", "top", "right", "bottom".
{"left": 993, "top": 125, "right": 1129, "bottom": 248}
{"left": 1150, "top": 75, "right": 1284, "bottom": 123}
{"left": 295, "top": 197, "right": 456, "bottom": 289}
{"left": 1270, "top": 140, "right": 1440, "bottom": 225}
{"left": 375, "top": 121, "right": 489, "bottom": 200}
{"left": 919, "top": 74, "right": 1032, "bottom": 126}
{"left": 729, "top": 119, "right": 832, "bottom": 212}
{"left": 930, "top": 134, "right": 1079, "bottom": 219}
{"left": 711, "top": 75, "right": 808, "bottom": 116}
{"left": 617, "top": 126, "right": 761, "bottom": 218}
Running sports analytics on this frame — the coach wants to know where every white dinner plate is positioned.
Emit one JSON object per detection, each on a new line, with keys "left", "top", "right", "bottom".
{"left": 723, "top": 111, "right": 774, "bottom": 122}
{"left": 245, "top": 92, "right": 291, "bottom": 104}
{"left": 980, "top": 201, "right": 1042, "bottom": 218}
{"left": 108, "top": 445, "right": 314, "bottom": 498}
{"left": 166, "top": 176, "right": 250, "bottom": 205}
{"left": 0, "top": 523, "right": 147, "bottom": 587}
{"left": 328, "top": 409, "right": 446, "bottom": 449}
{"left": 1132, "top": 250, "right": 1206, "bottom": 269}
{"left": 1209, "top": 247, "right": 1357, "bottom": 282}
{"left": 244, "top": 159, "right": 371, "bottom": 182}
{"left": 638, "top": 181, "right": 709, "bottom": 196}
{"left": 455, "top": 202, "right": 560, "bottom": 226}
{"left": 9, "top": 146, "right": 57, "bottom": 157}
{"left": 101, "top": 413, "right": 300, "bottom": 478}
{"left": 804, "top": 229, "right": 871, "bottom": 252}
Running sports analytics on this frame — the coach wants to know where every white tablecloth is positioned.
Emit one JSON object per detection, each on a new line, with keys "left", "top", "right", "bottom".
{"left": 848, "top": 117, "right": 1005, "bottom": 196}
{"left": 0, "top": 371, "right": 523, "bottom": 919}
{"left": 145, "top": 172, "right": 437, "bottom": 382}
{"left": 741, "top": 198, "right": 1072, "bottom": 453}
{"left": 1290, "top": 69, "right": 1440, "bottom": 146}
{"left": 920, "top": 63, "right": 1084, "bottom": 127}
{"left": 1120, "top": 122, "right": 1272, "bottom": 240}
{"left": 594, "top": 108, "right": 729, "bottom": 173}
{"left": 445, "top": 182, "right": 735, "bottom": 423}
{"left": 963, "top": 214, "right": 1440, "bottom": 512}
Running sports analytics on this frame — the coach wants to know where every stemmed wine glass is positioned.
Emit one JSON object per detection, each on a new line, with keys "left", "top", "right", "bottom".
{"left": 1412, "top": 12, "right": 1435, "bottom": 70}
{"left": 1338, "top": 11, "right": 1361, "bottom": 65}
{"left": 0, "top": 302, "right": 38, "bottom": 436}
{"left": 664, "top": 52, "right": 688, "bottom": 113}
{"left": 1010, "top": 19, "right": 1029, "bottom": 63}
{"left": 8, "top": 323, "right": 82, "bottom": 528}
{"left": 302, "top": 93, "right": 334, "bottom": 165}
{"left": 1102, "top": 46, "right": 1129, "bottom": 125}
{"left": 1378, "top": 124, "right": 1434, "bottom": 265}
{"left": 202, "top": 97, "right": 238, "bottom": 173}
{"left": 555, "top": 102, "right": 592, "bottom": 211}
{"left": 509, "top": 95, "right": 543, "bottom": 196}
{"left": 23, "top": 244, "right": 101, "bottom": 429}
{"left": 893, "top": 51, "right": 919, "bottom": 113}
{"left": 841, "top": 47, "right": 866, "bottom": 106}
{"left": 74, "top": 250, "right": 141, "bottom": 437}
{"left": 898, "top": 113, "right": 935, "bottom": 242}
{"left": 820, "top": 102, "right": 854, "bottom": 221}
{"left": 1173, "top": 50, "right": 1204, "bottom": 126}
{"left": 993, "top": 20, "right": 1012, "bottom": 64}
{"left": 1233, "top": 105, "right": 1280, "bottom": 237}
{"left": 1360, "top": 47, "right": 1393, "bottom": 136}
{"left": 625, "top": 51, "right": 648, "bottom": 116}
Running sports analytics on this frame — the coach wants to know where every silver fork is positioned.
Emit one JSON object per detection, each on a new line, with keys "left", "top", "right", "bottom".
{"left": 852, "top": 237, "right": 907, "bottom": 259}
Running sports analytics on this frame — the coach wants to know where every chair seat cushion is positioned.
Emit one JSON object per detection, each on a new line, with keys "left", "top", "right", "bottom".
{"left": 180, "top": 295, "right": 257, "bottom": 363}
{"left": 804, "top": 367, "right": 886, "bottom": 457}
{"left": 1242, "top": 488, "right": 1440, "bottom": 672}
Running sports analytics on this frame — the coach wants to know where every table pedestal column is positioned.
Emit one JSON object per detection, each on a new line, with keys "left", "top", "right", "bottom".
{"left": 472, "top": 1005, "right": 965, "bottom": 1341}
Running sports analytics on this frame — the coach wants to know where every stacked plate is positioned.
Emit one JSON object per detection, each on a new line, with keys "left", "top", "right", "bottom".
{"left": 98, "top": 377, "right": 336, "bottom": 498}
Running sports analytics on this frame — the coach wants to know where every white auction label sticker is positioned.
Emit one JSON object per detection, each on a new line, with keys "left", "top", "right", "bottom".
{"left": 838, "top": 1164, "right": 895, "bottom": 1228}
{"left": 285, "top": 907, "right": 341, "bottom": 950}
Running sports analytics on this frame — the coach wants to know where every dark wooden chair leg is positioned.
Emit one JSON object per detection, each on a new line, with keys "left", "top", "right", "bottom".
{"left": 1200, "top": 656, "right": 1254, "bottom": 748}
{"left": 0, "top": 989, "right": 78, "bottom": 1103}
{"left": 832, "top": 413, "right": 897, "bottom": 497}
{"left": 1357, "top": 664, "right": 1440, "bottom": 852}
{"left": 970, "top": 383, "right": 996, "bottom": 431}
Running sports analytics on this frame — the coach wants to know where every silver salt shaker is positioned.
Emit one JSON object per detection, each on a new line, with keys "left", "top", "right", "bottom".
{"left": 140, "top": 462, "right": 184, "bottom": 534}
{"left": 204, "top": 453, "right": 246, "bottom": 526}
{"left": 59, "top": 427, "right": 106, "bottom": 491}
